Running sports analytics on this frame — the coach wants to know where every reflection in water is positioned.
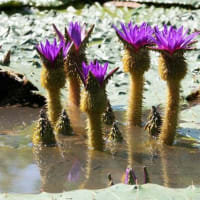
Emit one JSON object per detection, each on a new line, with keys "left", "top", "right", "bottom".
{"left": 126, "top": 125, "right": 147, "bottom": 167}
{"left": 80, "top": 150, "right": 100, "bottom": 189}
{"left": 80, "top": 149, "right": 126, "bottom": 189}
{"left": 0, "top": 107, "right": 40, "bottom": 134}
{"left": 160, "top": 145, "right": 171, "bottom": 187}
{"left": 67, "top": 160, "right": 81, "bottom": 182}
{"left": 0, "top": 147, "right": 40, "bottom": 193}
{"left": 0, "top": 109, "right": 200, "bottom": 193}
{"left": 33, "top": 135, "right": 88, "bottom": 193}
{"left": 125, "top": 124, "right": 155, "bottom": 185}
{"left": 11, "top": 164, "right": 40, "bottom": 193}
{"left": 33, "top": 145, "right": 68, "bottom": 193}
{"left": 67, "top": 103, "right": 86, "bottom": 136}
{"left": 158, "top": 143, "right": 200, "bottom": 188}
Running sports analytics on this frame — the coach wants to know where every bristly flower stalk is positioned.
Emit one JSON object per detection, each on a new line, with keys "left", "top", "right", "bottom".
{"left": 77, "top": 61, "right": 118, "bottom": 151}
{"left": 53, "top": 22, "right": 94, "bottom": 107}
{"left": 113, "top": 22, "right": 154, "bottom": 126}
{"left": 36, "top": 38, "right": 70, "bottom": 127}
{"left": 151, "top": 25, "right": 199, "bottom": 145}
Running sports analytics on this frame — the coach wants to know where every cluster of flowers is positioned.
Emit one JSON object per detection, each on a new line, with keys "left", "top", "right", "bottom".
{"left": 113, "top": 22, "right": 199, "bottom": 53}
{"left": 37, "top": 21, "right": 199, "bottom": 84}
{"left": 37, "top": 22, "right": 119, "bottom": 87}
{"left": 35, "top": 21, "right": 199, "bottom": 148}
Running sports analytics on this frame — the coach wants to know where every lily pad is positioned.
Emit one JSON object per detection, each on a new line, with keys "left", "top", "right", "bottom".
{"left": 0, "top": 183, "right": 200, "bottom": 200}
{"left": 127, "top": 0, "right": 200, "bottom": 8}
{"left": 0, "top": 0, "right": 76, "bottom": 8}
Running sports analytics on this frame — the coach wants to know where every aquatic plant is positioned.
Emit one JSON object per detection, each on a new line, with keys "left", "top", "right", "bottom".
{"left": 113, "top": 22, "right": 154, "bottom": 126}
{"left": 78, "top": 61, "right": 118, "bottom": 151}
{"left": 151, "top": 25, "right": 199, "bottom": 145}
{"left": 124, "top": 166, "right": 150, "bottom": 185}
{"left": 36, "top": 38, "right": 70, "bottom": 126}
{"left": 144, "top": 106, "right": 162, "bottom": 138}
{"left": 102, "top": 101, "right": 115, "bottom": 125}
{"left": 55, "top": 109, "right": 73, "bottom": 136}
{"left": 32, "top": 108, "right": 56, "bottom": 146}
{"left": 53, "top": 22, "right": 94, "bottom": 106}
{"left": 107, "top": 122, "right": 123, "bottom": 143}
{"left": 125, "top": 168, "right": 137, "bottom": 185}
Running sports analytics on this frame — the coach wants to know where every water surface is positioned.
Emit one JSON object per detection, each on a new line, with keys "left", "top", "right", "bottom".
{"left": 0, "top": 106, "right": 200, "bottom": 193}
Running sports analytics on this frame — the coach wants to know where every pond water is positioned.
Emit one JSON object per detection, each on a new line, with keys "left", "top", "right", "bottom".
{"left": 0, "top": 106, "right": 200, "bottom": 194}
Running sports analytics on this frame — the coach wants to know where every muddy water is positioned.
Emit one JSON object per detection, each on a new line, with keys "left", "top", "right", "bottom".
{"left": 0, "top": 106, "right": 200, "bottom": 193}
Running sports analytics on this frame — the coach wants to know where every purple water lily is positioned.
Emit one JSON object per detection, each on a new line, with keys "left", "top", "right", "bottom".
{"left": 83, "top": 61, "right": 108, "bottom": 85}
{"left": 152, "top": 25, "right": 199, "bottom": 55}
{"left": 53, "top": 22, "right": 86, "bottom": 51}
{"left": 67, "top": 22, "right": 86, "bottom": 50}
{"left": 113, "top": 22, "right": 155, "bottom": 51}
{"left": 36, "top": 38, "right": 70, "bottom": 68}
{"left": 77, "top": 61, "right": 118, "bottom": 87}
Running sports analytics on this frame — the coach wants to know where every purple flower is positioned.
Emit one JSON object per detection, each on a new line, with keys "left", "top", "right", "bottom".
{"left": 124, "top": 168, "right": 137, "bottom": 185}
{"left": 83, "top": 61, "right": 108, "bottom": 85}
{"left": 61, "top": 41, "right": 71, "bottom": 58}
{"left": 53, "top": 22, "right": 86, "bottom": 51}
{"left": 67, "top": 160, "right": 81, "bottom": 182}
{"left": 53, "top": 24, "right": 65, "bottom": 43}
{"left": 153, "top": 25, "right": 199, "bottom": 55}
{"left": 36, "top": 38, "right": 70, "bottom": 67}
{"left": 77, "top": 61, "right": 118, "bottom": 87}
{"left": 113, "top": 22, "right": 155, "bottom": 51}
{"left": 67, "top": 22, "right": 86, "bottom": 50}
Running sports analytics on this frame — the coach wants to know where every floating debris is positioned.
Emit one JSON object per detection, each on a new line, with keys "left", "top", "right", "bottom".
{"left": 144, "top": 106, "right": 162, "bottom": 138}
{"left": 102, "top": 101, "right": 115, "bottom": 125}
{"left": 55, "top": 109, "right": 73, "bottom": 136}
{"left": 108, "top": 122, "right": 123, "bottom": 142}
{"left": 186, "top": 89, "right": 200, "bottom": 102}
{"left": 0, "top": 68, "right": 45, "bottom": 107}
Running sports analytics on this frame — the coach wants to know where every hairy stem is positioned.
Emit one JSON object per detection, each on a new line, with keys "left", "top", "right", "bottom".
{"left": 127, "top": 73, "right": 144, "bottom": 126}
{"left": 159, "top": 80, "right": 180, "bottom": 145}
{"left": 47, "top": 89, "right": 62, "bottom": 127}
{"left": 87, "top": 113, "right": 104, "bottom": 151}
{"left": 68, "top": 76, "right": 81, "bottom": 106}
